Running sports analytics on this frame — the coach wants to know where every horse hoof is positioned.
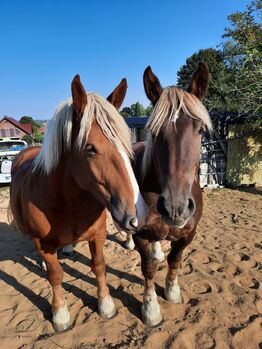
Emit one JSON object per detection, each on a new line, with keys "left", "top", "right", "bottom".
{"left": 142, "top": 314, "right": 163, "bottom": 327}
{"left": 40, "top": 260, "right": 47, "bottom": 271}
{"left": 98, "top": 296, "right": 117, "bottom": 319}
{"left": 52, "top": 304, "right": 71, "bottom": 332}
{"left": 125, "top": 239, "right": 135, "bottom": 250}
{"left": 53, "top": 319, "right": 73, "bottom": 332}
{"left": 164, "top": 285, "right": 182, "bottom": 304}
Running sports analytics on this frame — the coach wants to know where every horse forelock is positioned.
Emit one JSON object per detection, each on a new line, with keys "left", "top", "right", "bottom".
{"left": 141, "top": 87, "right": 212, "bottom": 179}
{"left": 33, "top": 93, "right": 132, "bottom": 174}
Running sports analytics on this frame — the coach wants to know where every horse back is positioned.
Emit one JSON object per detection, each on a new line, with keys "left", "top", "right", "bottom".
{"left": 11, "top": 146, "right": 41, "bottom": 175}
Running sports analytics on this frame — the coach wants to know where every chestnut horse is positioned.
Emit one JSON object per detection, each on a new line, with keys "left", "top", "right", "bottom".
{"left": 130, "top": 63, "right": 212, "bottom": 326}
{"left": 10, "top": 75, "right": 146, "bottom": 331}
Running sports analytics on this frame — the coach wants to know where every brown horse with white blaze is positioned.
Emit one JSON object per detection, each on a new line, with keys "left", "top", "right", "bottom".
{"left": 10, "top": 75, "right": 147, "bottom": 331}
{"left": 131, "top": 62, "right": 212, "bottom": 326}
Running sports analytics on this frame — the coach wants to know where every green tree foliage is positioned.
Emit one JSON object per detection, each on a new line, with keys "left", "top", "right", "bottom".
{"left": 120, "top": 102, "right": 150, "bottom": 117}
{"left": 22, "top": 134, "right": 34, "bottom": 145}
{"left": 20, "top": 115, "right": 41, "bottom": 133}
{"left": 145, "top": 104, "right": 153, "bottom": 116}
{"left": 177, "top": 48, "right": 235, "bottom": 112}
{"left": 130, "top": 102, "right": 146, "bottom": 117}
{"left": 20, "top": 116, "right": 44, "bottom": 144}
{"left": 33, "top": 132, "right": 44, "bottom": 144}
{"left": 19, "top": 116, "right": 34, "bottom": 125}
{"left": 222, "top": 0, "right": 262, "bottom": 119}
{"left": 120, "top": 107, "right": 132, "bottom": 117}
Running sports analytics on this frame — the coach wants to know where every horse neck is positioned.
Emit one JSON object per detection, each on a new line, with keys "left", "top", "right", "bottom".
{"left": 46, "top": 155, "right": 93, "bottom": 208}
{"left": 134, "top": 143, "right": 161, "bottom": 194}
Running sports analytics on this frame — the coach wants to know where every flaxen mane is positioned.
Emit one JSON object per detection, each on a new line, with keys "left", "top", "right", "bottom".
{"left": 34, "top": 93, "right": 132, "bottom": 174}
{"left": 142, "top": 87, "right": 212, "bottom": 178}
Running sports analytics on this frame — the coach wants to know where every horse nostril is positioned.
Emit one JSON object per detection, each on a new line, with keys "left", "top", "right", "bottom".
{"left": 130, "top": 217, "right": 138, "bottom": 229}
{"left": 188, "top": 197, "right": 195, "bottom": 213}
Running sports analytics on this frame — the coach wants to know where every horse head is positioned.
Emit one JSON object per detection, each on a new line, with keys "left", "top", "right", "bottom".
{"left": 142, "top": 63, "right": 211, "bottom": 228}
{"left": 35, "top": 75, "right": 147, "bottom": 232}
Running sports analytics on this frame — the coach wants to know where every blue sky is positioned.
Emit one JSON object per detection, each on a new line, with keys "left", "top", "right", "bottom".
{"left": 0, "top": 0, "right": 251, "bottom": 119}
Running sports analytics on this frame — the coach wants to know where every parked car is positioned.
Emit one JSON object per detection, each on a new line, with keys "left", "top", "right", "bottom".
{"left": 0, "top": 138, "right": 27, "bottom": 183}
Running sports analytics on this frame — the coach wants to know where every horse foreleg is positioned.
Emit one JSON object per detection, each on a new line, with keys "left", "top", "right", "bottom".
{"left": 34, "top": 239, "right": 71, "bottom": 332}
{"left": 89, "top": 235, "right": 116, "bottom": 319}
{"left": 125, "top": 232, "right": 135, "bottom": 250}
{"left": 133, "top": 235, "right": 162, "bottom": 326}
{"left": 151, "top": 241, "right": 165, "bottom": 262}
{"left": 165, "top": 236, "right": 195, "bottom": 303}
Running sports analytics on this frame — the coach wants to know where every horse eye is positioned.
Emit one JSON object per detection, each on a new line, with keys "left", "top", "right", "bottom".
{"left": 86, "top": 144, "right": 97, "bottom": 155}
{"left": 198, "top": 126, "right": 205, "bottom": 136}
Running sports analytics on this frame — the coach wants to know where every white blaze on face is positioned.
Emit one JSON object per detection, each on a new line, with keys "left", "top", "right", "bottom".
{"left": 119, "top": 149, "right": 148, "bottom": 228}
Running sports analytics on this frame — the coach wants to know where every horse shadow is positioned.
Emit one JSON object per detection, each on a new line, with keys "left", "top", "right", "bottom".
{"left": 0, "top": 222, "right": 144, "bottom": 327}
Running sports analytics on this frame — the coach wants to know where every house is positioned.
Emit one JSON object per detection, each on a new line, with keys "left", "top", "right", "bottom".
{"left": 0, "top": 116, "right": 32, "bottom": 139}
{"left": 125, "top": 116, "right": 148, "bottom": 143}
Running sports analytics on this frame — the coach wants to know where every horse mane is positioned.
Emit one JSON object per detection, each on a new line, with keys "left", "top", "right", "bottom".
{"left": 34, "top": 93, "right": 132, "bottom": 174}
{"left": 142, "top": 86, "right": 212, "bottom": 179}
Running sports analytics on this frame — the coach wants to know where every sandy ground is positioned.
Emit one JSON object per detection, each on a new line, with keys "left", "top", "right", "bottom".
{"left": 0, "top": 187, "right": 261, "bottom": 349}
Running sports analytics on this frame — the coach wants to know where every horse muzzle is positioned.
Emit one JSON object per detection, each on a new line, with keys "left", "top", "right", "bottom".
{"left": 109, "top": 196, "right": 138, "bottom": 232}
{"left": 157, "top": 195, "right": 195, "bottom": 228}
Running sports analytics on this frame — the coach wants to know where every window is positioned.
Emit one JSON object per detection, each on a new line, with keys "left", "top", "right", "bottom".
{"left": 1, "top": 129, "right": 6, "bottom": 137}
{"left": 10, "top": 129, "right": 15, "bottom": 137}
{"left": 16, "top": 129, "right": 20, "bottom": 135}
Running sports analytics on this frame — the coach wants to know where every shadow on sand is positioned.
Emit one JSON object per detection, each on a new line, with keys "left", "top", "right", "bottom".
{"left": 0, "top": 222, "right": 145, "bottom": 329}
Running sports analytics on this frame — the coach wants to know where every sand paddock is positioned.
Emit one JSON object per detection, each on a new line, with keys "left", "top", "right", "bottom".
{"left": 0, "top": 187, "right": 261, "bottom": 349}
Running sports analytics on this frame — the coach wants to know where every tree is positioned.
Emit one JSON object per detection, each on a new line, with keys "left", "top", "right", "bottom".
{"left": 177, "top": 48, "right": 236, "bottom": 112}
{"left": 22, "top": 134, "right": 33, "bottom": 145}
{"left": 20, "top": 115, "right": 41, "bottom": 133}
{"left": 19, "top": 116, "right": 44, "bottom": 141}
{"left": 19, "top": 116, "right": 35, "bottom": 125}
{"left": 130, "top": 102, "right": 146, "bottom": 117}
{"left": 222, "top": 0, "right": 262, "bottom": 119}
{"left": 120, "top": 103, "right": 148, "bottom": 117}
{"left": 33, "top": 132, "right": 43, "bottom": 144}
{"left": 145, "top": 104, "right": 153, "bottom": 116}
{"left": 120, "top": 107, "right": 132, "bottom": 117}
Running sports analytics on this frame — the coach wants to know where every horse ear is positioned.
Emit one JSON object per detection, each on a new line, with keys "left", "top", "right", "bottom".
{"left": 143, "top": 66, "right": 163, "bottom": 105}
{"left": 71, "top": 74, "right": 87, "bottom": 117}
{"left": 107, "top": 78, "right": 128, "bottom": 110}
{"left": 188, "top": 62, "right": 209, "bottom": 100}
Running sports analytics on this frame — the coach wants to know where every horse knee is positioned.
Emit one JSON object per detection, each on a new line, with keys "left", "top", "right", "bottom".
{"left": 47, "top": 264, "right": 63, "bottom": 286}
{"left": 167, "top": 252, "right": 182, "bottom": 269}
{"left": 91, "top": 257, "right": 105, "bottom": 276}
{"left": 141, "top": 259, "right": 157, "bottom": 280}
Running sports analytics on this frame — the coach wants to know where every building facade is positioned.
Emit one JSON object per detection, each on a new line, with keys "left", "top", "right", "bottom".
{"left": 0, "top": 117, "right": 32, "bottom": 139}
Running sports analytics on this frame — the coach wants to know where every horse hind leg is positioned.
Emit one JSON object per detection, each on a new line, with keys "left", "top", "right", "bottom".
{"left": 34, "top": 239, "right": 71, "bottom": 332}
{"left": 62, "top": 243, "right": 75, "bottom": 256}
{"left": 40, "top": 243, "right": 75, "bottom": 271}
{"left": 89, "top": 235, "right": 116, "bottom": 319}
